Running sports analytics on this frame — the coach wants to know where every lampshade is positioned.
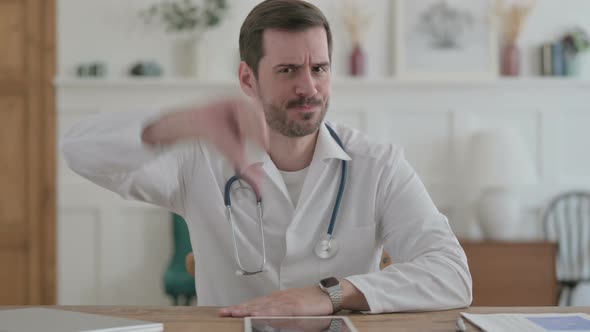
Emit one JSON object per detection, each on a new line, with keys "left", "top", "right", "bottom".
{"left": 467, "top": 128, "right": 538, "bottom": 188}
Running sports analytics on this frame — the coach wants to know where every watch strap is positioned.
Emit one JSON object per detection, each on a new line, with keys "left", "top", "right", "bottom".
{"left": 327, "top": 284, "right": 342, "bottom": 313}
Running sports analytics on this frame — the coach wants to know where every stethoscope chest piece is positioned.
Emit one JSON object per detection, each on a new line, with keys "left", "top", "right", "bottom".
{"left": 314, "top": 236, "right": 338, "bottom": 259}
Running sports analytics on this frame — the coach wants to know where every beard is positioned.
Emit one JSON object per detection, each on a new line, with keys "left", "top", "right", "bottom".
{"left": 262, "top": 95, "right": 329, "bottom": 137}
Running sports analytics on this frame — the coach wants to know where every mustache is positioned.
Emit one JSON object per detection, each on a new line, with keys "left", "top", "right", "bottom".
{"left": 286, "top": 97, "right": 323, "bottom": 109}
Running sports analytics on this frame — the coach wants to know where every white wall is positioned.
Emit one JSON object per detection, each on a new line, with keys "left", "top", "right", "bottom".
{"left": 58, "top": 0, "right": 590, "bottom": 79}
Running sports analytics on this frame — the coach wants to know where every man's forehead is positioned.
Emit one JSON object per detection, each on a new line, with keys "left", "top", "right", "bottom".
{"left": 261, "top": 27, "right": 329, "bottom": 63}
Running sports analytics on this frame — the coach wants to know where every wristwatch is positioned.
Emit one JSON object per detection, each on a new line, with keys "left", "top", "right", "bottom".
{"left": 319, "top": 277, "right": 342, "bottom": 313}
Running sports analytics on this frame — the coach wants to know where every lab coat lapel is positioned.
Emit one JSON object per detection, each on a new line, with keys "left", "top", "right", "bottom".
{"left": 290, "top": 157, "right": 329, "bottom": 226}
{"left": 288, "top": 123, "right": 351, "bottom": 231}
{"left": 262, "top": 161, "right": 293, "bottom": 208}
{"left": 244, "top": 141, "right": 293, "bottom": 207}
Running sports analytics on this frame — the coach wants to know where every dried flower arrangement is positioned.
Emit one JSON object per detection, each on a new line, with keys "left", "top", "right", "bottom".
{"left": 495, "top": 0, "right": 536, "bottom": 45}
{"left": 341, "top": 0, "right": 371, "bottom": 45}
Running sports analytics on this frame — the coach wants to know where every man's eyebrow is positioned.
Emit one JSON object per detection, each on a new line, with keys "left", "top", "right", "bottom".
{"left": 273, "top": 62, "right": 330, "bottom": 69}
{"left": 274, "top": 63, "right": 301, "bottom": 69}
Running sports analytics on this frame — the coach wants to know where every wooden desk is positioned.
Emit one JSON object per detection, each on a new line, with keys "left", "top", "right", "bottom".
{"left": 2, "top": 306, "right": 589, "bottom": 331}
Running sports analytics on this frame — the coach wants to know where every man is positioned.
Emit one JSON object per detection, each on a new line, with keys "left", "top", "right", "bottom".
{"left": 62, "top": 0, "right": 471, "bottom": 317}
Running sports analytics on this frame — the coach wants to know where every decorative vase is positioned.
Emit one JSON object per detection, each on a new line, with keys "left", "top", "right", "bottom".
{"left": 171, "top": 33, "right": 202, "bottom": 77}
{"left": 501, "top": 42, "right": 520, "bottom": 76}
{"left": 565, "top": 52, "right": 582, "bottom": 77}
{"left": 350, "top": 42, "right": 366, "bottom": 76}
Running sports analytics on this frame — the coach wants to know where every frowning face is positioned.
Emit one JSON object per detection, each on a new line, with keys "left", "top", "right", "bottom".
{"left": 252, "top": 26, "right": 331, "bottom": 137}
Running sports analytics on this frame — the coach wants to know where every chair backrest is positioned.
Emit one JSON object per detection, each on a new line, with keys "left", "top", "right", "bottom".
{"left": 164, "top": 214, "right": 196, "bottom": 302}
{"left": 172, "top": 214, "right": 193, "bottom": 265}
{"left": 543, "top": 191, "right": 590, "bottom": 282}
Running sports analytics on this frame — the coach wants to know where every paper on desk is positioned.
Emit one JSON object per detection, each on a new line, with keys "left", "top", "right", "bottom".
{"left": 462, "top": 312, "right": 590, "bottom": 332}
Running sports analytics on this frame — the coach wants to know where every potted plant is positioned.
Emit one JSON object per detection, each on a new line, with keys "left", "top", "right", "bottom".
{"left": 562, "top": 28, "right": 590, "bottom": 76}
{"left": 140, "top": 0, "right": 228, "bottom": 77}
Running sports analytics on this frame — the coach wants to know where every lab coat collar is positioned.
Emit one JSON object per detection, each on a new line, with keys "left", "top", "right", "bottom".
{"left": 244, "top": 122, "right": 352, "bottom": 167}
{"left": 243, "top": 122, "right": 351, "bottom": 207}
{"left": 314, "top": 122, "right": 352, "bottom": 163}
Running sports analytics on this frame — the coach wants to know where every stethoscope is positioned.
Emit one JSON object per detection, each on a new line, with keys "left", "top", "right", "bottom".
{"left": 224, "top": 124, "right": 347, "bottom": 276}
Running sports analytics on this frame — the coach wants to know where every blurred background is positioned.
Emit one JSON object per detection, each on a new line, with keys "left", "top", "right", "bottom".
{"left": 1, "top": 0, "right": 589, "bottom": 308}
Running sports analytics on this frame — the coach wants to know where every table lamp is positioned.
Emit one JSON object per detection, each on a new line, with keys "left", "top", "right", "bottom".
{"left": 467, "top": 128, "right": 538, "bottom": 240}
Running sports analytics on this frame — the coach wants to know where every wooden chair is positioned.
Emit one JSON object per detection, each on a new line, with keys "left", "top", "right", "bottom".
{"left": 186, "top": 251, "right": 196, "bottom": 277}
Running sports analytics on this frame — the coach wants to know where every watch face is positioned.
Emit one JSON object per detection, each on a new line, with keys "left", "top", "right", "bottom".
{"left": 320, "top": 277, "right": 339, "bottom": 288}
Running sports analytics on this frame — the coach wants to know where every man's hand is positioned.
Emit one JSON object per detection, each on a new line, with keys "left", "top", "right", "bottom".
{"left": 218, "top": 285, "right": 333, "bottom": 317}
{"left": 219, "top": 279, "right": 370, "bottom": 317}
{"left": 141, "top": 97, "right": 269, "bottom": 191}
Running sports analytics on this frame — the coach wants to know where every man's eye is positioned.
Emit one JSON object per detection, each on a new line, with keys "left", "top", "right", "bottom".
{"left": 314, "top": 66, "right": 327, "bottom": 73}
{"left": 279, "top": 68, "right": 294, "bottom": 74}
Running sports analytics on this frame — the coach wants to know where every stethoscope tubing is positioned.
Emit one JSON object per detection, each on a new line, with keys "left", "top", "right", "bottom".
{"left": 224, "top": 124, "right": 346, "bottom": 274}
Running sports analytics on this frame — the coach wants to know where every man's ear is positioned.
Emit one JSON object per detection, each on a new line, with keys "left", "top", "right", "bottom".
{"left": 238, "top": 61, "right": 257, "bottom": 98}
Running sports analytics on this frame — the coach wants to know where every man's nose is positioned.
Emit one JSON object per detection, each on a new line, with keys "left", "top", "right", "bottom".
{"left": 294, "top": 69, "right": 318, "bottom": 97}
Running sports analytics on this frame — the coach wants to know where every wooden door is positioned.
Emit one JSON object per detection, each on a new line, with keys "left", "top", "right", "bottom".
{"left": 0, "top": 0, "right": 56, "bottom": 304}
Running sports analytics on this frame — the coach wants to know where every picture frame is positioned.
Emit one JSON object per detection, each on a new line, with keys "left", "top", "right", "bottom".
{"left": 392, "top": 0, "right": 499, "bottom": 80}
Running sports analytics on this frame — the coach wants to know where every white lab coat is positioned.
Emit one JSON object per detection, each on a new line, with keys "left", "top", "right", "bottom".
{"left": 61, "top": 111, "right": 472, "bottom": 313}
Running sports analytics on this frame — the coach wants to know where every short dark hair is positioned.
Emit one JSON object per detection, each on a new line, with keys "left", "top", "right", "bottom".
{"left": 239, "top": 0, "right": 333, "bottom": 78}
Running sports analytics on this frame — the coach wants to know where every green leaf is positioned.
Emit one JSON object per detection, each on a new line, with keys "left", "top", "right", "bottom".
{"left": 205, "top": 10, "right": 220, "bottom": 27}
{"left": 216, "top": 0, "right": 227, "bottom": 10}
{"left": 172, "top": 3, "right": 182, "bottom": 17}
{"left": 142, "top": 0, "right": 228, "bottom": 32}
